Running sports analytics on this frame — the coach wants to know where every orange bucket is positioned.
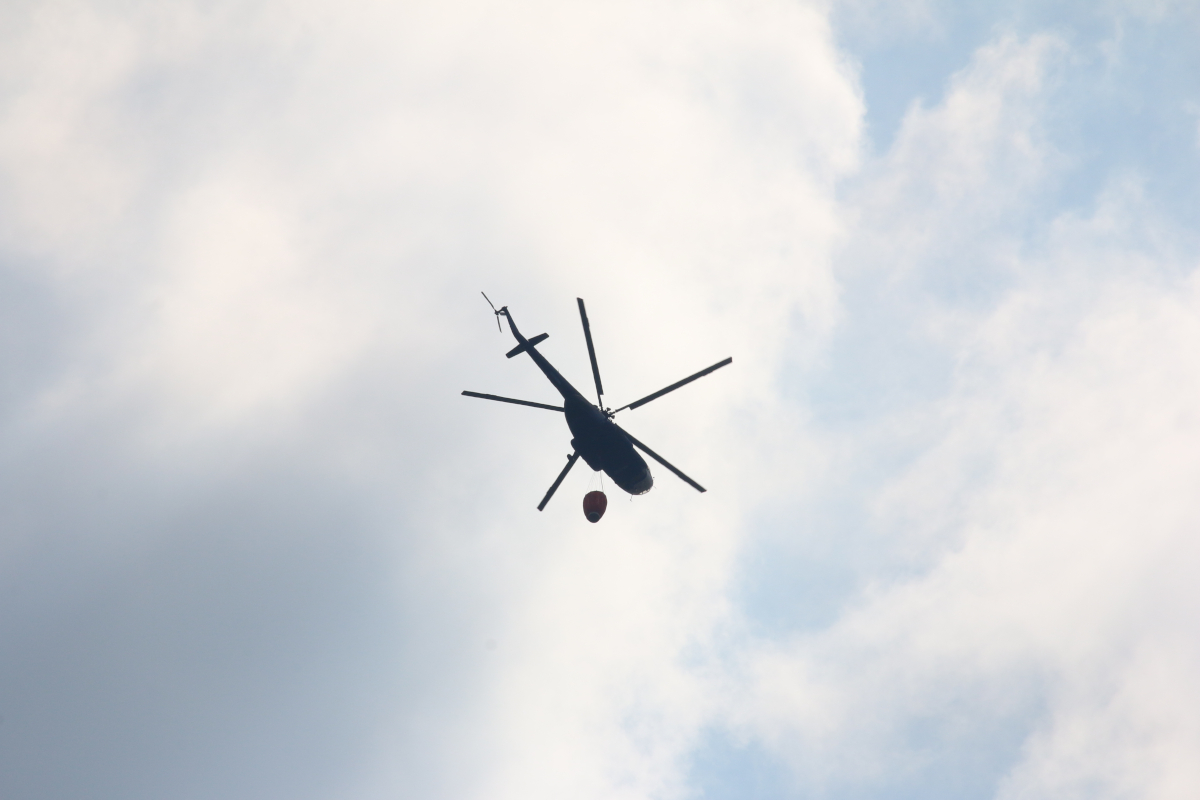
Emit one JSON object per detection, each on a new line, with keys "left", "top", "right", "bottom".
{"left": 582, "top": 491, "right": 607, "bottom": 523}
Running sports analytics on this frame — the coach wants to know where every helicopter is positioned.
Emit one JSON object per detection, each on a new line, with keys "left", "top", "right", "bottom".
{"left": 462, "top": 293, "right": 732, "bottom": 521}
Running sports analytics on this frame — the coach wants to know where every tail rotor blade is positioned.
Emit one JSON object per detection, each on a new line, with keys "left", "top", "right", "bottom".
{"left": 577, "top": 298, "right": 604, "bottom": 407}
{"left": 481, "top": 291, "right": 502, "bottom": 332}
{"left": 615, "top": 424, "right": 706, "bottom": 493}
{"left": 614, "top": 357, "right": 732, "bottom": 413}
{"left": 538, "top": 451, "right": 580, "bottom": 511}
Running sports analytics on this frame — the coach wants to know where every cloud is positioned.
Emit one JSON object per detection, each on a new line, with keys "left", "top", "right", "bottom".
{"left": 0, "top": 1, "right": 861, "bottom": 799}
{"left": 5, "top": 2, "right": 1198, "bottom": 799}
{"left": 720, "top": 29, "right": 1200, "bottom": 800}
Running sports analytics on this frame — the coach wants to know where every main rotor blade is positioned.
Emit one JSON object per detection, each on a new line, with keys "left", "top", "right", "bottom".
{"left": 538, "top": 451, "right": 580, "bottom": 511}
{"left": 462, "top": 391, "right": 564, "bottom": 412}
{"left": 614, "top": 357, "right": 733, "bottom": 413}
{"left": 614, "top": 424, "right": 706, "bottom": 493}
{"left": 577, "top": 298, "right": 604, "bottom": 407}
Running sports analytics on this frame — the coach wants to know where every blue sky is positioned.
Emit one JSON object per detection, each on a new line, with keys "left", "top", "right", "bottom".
{"left": 2, "top": 2, "right": 1199, "bottom": 799}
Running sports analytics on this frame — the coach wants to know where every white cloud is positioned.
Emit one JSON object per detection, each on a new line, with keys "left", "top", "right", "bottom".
{"left": 722, "top": 30, "right": 1200, "bottom": 800}
{"left": 0, "top": 1, "right": 861, "bottom": 799}
{"left": 849, "top": 33, "right": 1065, "bottom": 278}
{"left": 6, "top": 2, "right": 1198, "bottom": 799}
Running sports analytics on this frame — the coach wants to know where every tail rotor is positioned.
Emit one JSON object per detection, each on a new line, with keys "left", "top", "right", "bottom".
{"left": 481, "top": 291, "right": 505, "bottom": 332}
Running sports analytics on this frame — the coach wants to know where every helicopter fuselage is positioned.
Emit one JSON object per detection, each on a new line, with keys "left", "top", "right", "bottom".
{"left": 503, "top": 310, "right": 653, "bottom": 496}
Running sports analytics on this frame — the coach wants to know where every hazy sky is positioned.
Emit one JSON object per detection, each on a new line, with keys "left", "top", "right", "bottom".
{"left": 2, "top": 1, "right": 1199, "bottom": 798}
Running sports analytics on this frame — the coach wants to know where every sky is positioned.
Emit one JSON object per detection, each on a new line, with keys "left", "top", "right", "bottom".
{"left": 1, "top": 1, "right": 1199, "bottom": 798}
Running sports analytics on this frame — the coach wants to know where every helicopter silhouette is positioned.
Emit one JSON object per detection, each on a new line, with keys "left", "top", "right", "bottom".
{"left": 463, "top": 293, "right": 732, "bottom": 517}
